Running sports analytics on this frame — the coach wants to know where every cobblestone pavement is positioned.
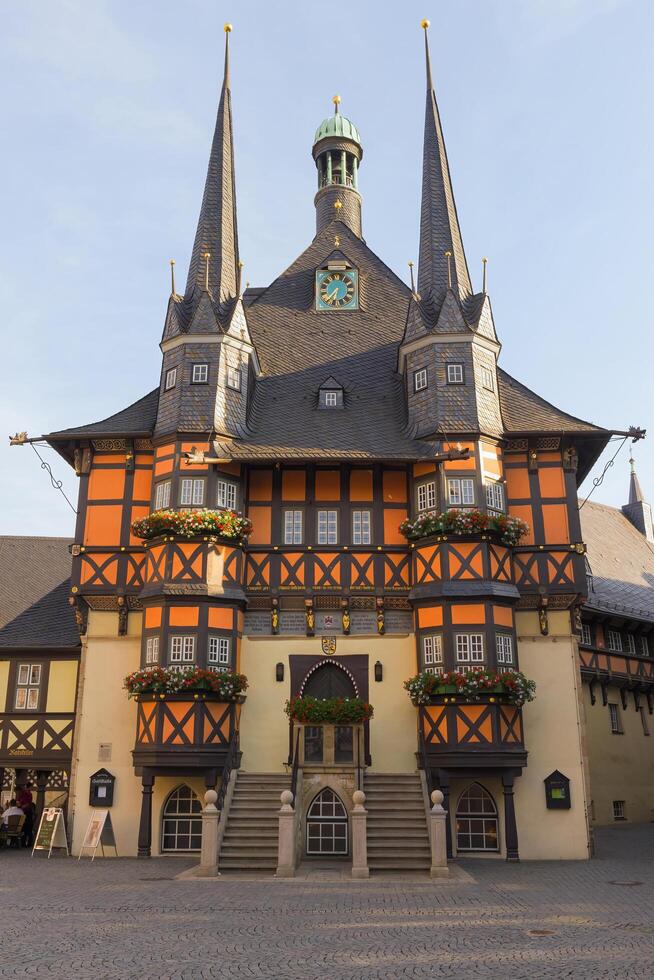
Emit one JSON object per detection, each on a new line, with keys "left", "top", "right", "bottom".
{"left": 1, "top": 825, "right": 654, "bottom": 979}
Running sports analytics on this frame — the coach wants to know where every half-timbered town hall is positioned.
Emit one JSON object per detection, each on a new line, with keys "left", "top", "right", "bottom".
{"left": 2, "top": 23, "right": 652, "bottom": 868}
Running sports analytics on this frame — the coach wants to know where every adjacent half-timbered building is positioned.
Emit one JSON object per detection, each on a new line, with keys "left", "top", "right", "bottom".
{"left": 13, "top": 23, "right": 649, "bottom": 865}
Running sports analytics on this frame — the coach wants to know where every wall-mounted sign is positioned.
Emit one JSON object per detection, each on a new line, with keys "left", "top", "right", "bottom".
{"left": 544, "top": 770, "right": 571, "bottom": 810}
{"left": 89, "top": 768, "right": 115, "bottom": 807}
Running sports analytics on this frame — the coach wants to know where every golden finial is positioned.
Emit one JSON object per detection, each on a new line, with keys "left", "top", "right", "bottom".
{"left": 421, "top": 19, "right": 430, "bottom": 29}
{"left": 334, "top": 199, "right": 343, "bottom": 211}
{"left": 482, "top": 257, "right": 488, "bottom": 294}
{"left": 224, "top": 23, "right": 232, "bottom": 33}
{"left": 334, "top": 235, "right": 340, "bottom": 247}
{"left": 333, "top": 94, "right": 341, "bottom": 114}
{"left": 203, "top": 251, "right": 211, "bottom": 291}
{"left": 170, "top": 259, "right": 176, "bottom": 297}
{"left": 444, "top": 250, "right": 452, "bottom": 289}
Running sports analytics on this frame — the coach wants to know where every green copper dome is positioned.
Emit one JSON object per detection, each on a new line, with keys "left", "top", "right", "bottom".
{"left": 313, "top": 108, "right": 361, "bottom": 147}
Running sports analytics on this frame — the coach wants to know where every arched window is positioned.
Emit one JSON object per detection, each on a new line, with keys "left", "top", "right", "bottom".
{"left": 455, "top": 783, "right": 499, "bottom": 853}
{"left": 161, "top": 785, "right": 202, "bottom": 852}
{"left": 306, "top": 788, "right": 348, "bottom": 856}
{"left": 302, "top": 663, "right": 357, "bottom": 700}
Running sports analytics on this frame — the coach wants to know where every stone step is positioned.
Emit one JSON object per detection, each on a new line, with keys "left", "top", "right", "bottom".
{"left": 220, "top": 849, "right": 278, "bottom": 860}
{"left": 367, "top": 827, "right": 428, "bottom": 838}
{"left": 224, "top": 829, "right": 278, "bottom": 839}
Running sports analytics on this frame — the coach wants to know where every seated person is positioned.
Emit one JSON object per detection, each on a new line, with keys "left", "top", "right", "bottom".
{"left": 2, "top": 799, "right": 25, "bottom": 826}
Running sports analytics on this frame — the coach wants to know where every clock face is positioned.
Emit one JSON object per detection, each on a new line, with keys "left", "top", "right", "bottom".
{"left": 316, "top": 270, "right": 358, "bottom": 310}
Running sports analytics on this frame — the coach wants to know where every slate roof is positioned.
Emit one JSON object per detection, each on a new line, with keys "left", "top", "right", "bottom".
{"left": 580, "top": 501, "right": 654, "bottom": 623}
{"left": 497, "top": 370, "right": 607, "bottom": 436}
{"left": 215, "top": 221, "right": 439, "bottom": 461}
{"left": 0, "top": 537, "right": 78, "bottom": 648}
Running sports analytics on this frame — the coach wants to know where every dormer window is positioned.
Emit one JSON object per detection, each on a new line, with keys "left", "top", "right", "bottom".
{"left": 447, "top": 363, "right": 464, "bottom": 384}
{"left": 227, "top": 366, "right": 241, "bottom": 391}
{"left": 191, "top": 363, "right": 209, "bottom": 384}
{"left": 318, "top": 377, "right": 344, "bottom": 409}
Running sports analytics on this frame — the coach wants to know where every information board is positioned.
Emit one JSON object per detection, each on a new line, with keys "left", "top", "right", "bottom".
{"left": 32, "top": 808, "right": 69, "bottom": 858}
{"left": 79, "top": 809, "right": 118, "bottom": 860}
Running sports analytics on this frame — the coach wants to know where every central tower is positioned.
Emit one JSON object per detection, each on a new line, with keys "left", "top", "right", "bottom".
{"left": 312, "top": 96, "right": 363, "bottom": 237}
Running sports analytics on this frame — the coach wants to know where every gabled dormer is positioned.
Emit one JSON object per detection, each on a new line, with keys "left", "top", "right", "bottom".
{"left": 317, "top": 376, "right": 345, "bottom": 410}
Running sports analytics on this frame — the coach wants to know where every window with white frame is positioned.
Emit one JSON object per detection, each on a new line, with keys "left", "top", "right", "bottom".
{"left": 625, "top": 633, "right": 636, "bottom": 654}
{"left": 417, "top": 480, "right": 437, "bottom": 513}
{"left": 608, "top": 702, "right": 622, "bottom": 734}
{"left": 208, "top": 636, "right": 230, "bottom": 671}
{"left": 283, "top": 509, "right": 303, "bottom": 545}
{"left": 226, "top": 366, "right": 241, "bottom": 391}
{"left": 352, "top": 510, "right": 372, "bottom": 545}
{"left": 446, "top": 363, "right": 464, "bottom": 384}
{"left": 180, "top": 478, "right": 205, "bottom": 507}
{"left": 145, "top": 637, "right": 159, "bottom": 665}
{"left": 607, "top": 629, "right": 623, "bottom": 652}
{"left": 170, "top": 636, "right": 196, "bottom": 664}
{"left": 423, "top": 634, "right": 443, "bottom": 673}
{"left": 216, "top": 478, "right": 237, "bottom": 510}
{"left": 580, "top": 623, "right": 592, "bottom": 646}
{"left": 448, "top": 478, "right": 475, "bottom": 507}
{"left": 414, "top": 368, "right": 428, "bottom": 392}
{"left": 480, "top": 365, "right": 494, "bottom": 391}
{"left": 641, "top": 636, "right": 650, "bottom": 657}
{"left": 164, "top": 367, "right": 177, "bottom": 391}
{"left": 456, "top": 634, "right": 485, "bottom": 664}
{"left": 496, "top": 634, "right": 514, "bottom": 665}
{"left": 317, "top": 510, "right": 338, "bottom": 545}
{"left": 191, "top": 363, "right": 209, "bottom": 384}
{"left": 485, "top": 482, "right": 505, "bottom": 513}
{"left": 612, "top": 800, "right": 625, "bottom": 820}
{"left": 14, "top": 664, "right": 42, "bottom": 710}
{"left": 155, "top": 480, "right": 172, "bottom": 510}
{"left": 324, "top": 391, "right": 338, "bottom": 408}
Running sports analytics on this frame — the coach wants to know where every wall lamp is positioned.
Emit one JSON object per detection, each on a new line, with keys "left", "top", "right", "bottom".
{"left": 276, "top": 662, "right": 284, "bottom": 682}
{"left": 374, "top": 661, "right": 383, "bottom": 683}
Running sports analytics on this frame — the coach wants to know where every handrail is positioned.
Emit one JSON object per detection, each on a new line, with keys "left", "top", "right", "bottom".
{"left": 217, "top": 728, "right": 239, "bottom": 812}
{"left": 290, "top": 727, "right": 301, "bottom": 802}
{"left": 418, "top": 720, "right": 434, "bottom": 800}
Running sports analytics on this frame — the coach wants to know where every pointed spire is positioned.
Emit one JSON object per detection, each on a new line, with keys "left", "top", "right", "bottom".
{"left": 628, "top": 454, "right": 645, "bottom": 504}
{"left": 184, "top": 23, "right": 239, "bottom": 309}
{"left": 417, "top": 20, "right": 472, "bottom": 314}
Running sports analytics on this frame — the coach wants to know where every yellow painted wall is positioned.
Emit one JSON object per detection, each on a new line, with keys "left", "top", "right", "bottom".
{"left": 46, "top": 660, "right": 79, "bottom": 712}
{"left": 69, "top": 611, "right": 142, "bottom": 856}
{"left": 0, "top": 660, "right": 9, "bottom": 710}
{"left": 239, "top": 634, "right": 418, "bottom": 774}
{"left": 583, "top": 682, "right": 654, "bottom": 825}
{"left": 514, "top": 611, "right": 590, "bottom": 860}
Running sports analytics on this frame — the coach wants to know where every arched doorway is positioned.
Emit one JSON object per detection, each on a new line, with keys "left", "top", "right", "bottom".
{"left": 302, "top": 662, "right": 357, "bottom": 699}
{"left": 161, "top": 785, "right": 202, "bottom": 852}
{"left": 306, "top": 788, "right": 348, "bottom": 857}
{"left": 455, "top": 783, "right": 499, "bottom": 853}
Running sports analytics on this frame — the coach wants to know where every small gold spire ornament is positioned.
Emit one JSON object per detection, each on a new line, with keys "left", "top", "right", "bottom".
{"left": 170, "top": 259, "right": 176, "bottom": 296}
{"left": 333, "top": 94, "right": 341, "bottom": 113}
{"left": 421, "top": 19, "right": 430, "bottom": 29}
{"left": 203, "top": 251, "right": 211, "bottom": 291}
{"left": 224, "top": 23, "right": 232, "bottom": 33}
{"left": 444, "top": 250, "right": 452, "bottom": 289}
{"left": 334, "top": 235, "right": 340, "bottom": 247}
{"left": 482, "top": 256, "right": 488, "bottom": 293}
{"left": 334, "top": 200, "right": 343, "bottom": 211}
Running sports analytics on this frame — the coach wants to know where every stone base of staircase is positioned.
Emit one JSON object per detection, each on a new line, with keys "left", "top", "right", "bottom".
{"left": 219, "top": 772, "right": 289, "bottom": 873}
{"left": 364, "top": 772, "right": 431, "bottom": 873}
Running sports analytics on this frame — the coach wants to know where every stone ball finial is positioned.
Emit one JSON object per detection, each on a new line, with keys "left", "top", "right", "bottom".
{"left": 353, "top": 790, "right": 366, "bottom": 806}
{"left": 204, "top": 789, "right": 218, "bottom": 806}
{"left": 280, "top": 790, "right": 294, "bottom": 806}
{"left": 431, "top": 789, "right": 444, "bottom": 807}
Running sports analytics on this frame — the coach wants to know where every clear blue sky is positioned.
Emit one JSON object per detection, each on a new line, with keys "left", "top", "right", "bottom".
{"left": 1, "top": 0, "right": 652, "bottom": 536}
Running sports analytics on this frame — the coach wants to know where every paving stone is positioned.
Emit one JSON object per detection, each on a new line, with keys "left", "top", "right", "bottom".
{"left": 0, "top": 826, "right": 653, "bottom": 978}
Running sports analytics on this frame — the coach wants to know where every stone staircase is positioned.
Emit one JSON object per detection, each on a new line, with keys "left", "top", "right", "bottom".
{"left": 219, "top": 772, "right": 288, "bottom": 873}
{"left": 364, "top": 772, "right": 431, "bottom": 873}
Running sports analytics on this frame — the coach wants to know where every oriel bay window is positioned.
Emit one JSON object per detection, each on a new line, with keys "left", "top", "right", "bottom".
{"left": 216, "top": 478, "right": 237, "bottom": 510}
{"left": 317, "top": 510, "right": 338, "bottom": 545}
{"left": 169, "top": 636, "right": 196, "bottom": 667}
{"left": 15, "top": 664, "right": 42, "bottom": 710}
{"left": 448, "top": 478, "right": 475, "bottom": 507}
{"left": 423, "top": 634, "right": 443, "bottom": 673}
{"left": 180, "top": 478, "right": 205, "bottom": 507}
{"left": 208, "top": 636, "right": 230, "bottom": 671}
{"left": 484, "top": 481, "right": 505, "bottom": 513}
{"left": 154, "top": 480, "right": 171, "bottom": 510}
{"left": 145, "top": 637, "right": 159, "bottom": 665}
{"left": 456, "top": 633, "right": 484, "bottom": 664}
{"left": 352, "top": 509, "right": 371, "bottom": 545}
{"left": 416, "top": 479, "right": 437, "bottom": 514}
{"left": 495, "top": 633, "right": 514, "bottom": 665}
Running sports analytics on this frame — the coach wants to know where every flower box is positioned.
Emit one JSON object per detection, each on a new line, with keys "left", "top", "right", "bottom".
{"left": 124, "top": 666, "right": 248, "bottom": 700}
{"left": 285, "top": 696, "right": 374, "bottom": 724}
{"left": 131, "top": 509, "right": 252, "bottom": 542}
{"left": 404, "top": 669, "right": 536, "bottom": 707}
{"left": 399, "top": 508, "right": 529, "bottom": 547}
